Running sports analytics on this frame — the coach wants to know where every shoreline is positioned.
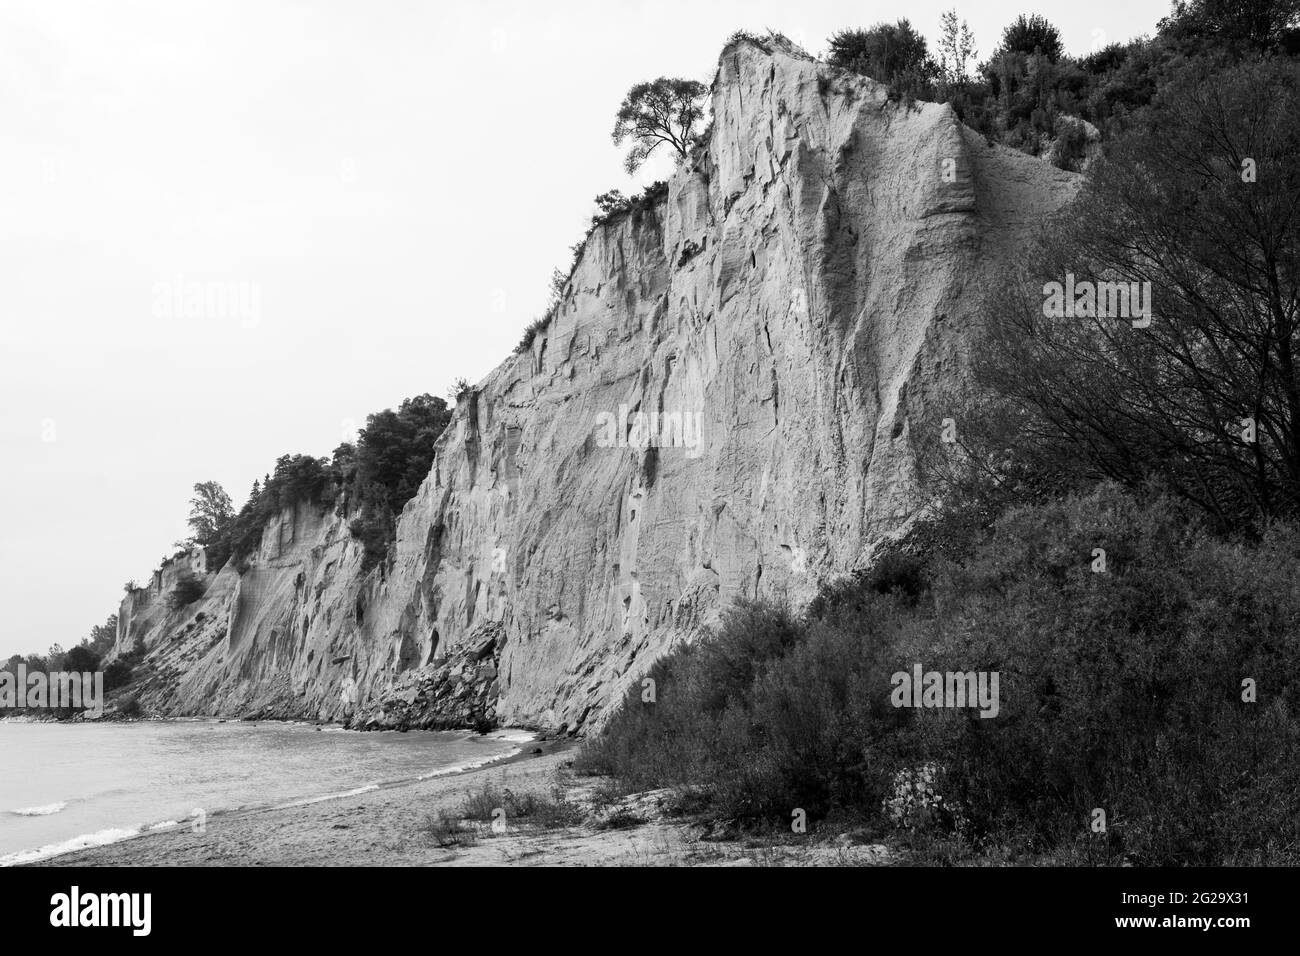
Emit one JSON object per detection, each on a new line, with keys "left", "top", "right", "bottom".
{"left": 26, "top": 733, "right": 896, "bottom": 867}
{"left": 6, "top": 723, "right": 561, "bottom": 867}
{"left": 26, "top": 738, "right": 590, "bottom": 867}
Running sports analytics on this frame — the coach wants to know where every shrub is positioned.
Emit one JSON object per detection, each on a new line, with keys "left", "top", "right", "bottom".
{"left": 459, "top": 783, "right": 584, "bottom": 829}
{"left": 348, "top": 507, "right": 394, "bottom": 573}
{"left": 167, "top": 573, "right": 206, "bottom": 610}
{"left": 1049, "top": 118, "right": 1089, "bottom": 170}
{"left": 515, "top": 315, "right": 551, "bottom": 354}
{"left": 828, "top": 21, "right": 937, "bottom": 101}
{"left": 592, "top": 190, "right": 630, "bottom": 225}
{"left": 579, "top": 483, "right": 1300, "bottom": 863}
{"left": 423, "top": 808, "right": 477, "bottom": 847}
{"left": 103, "top": 658, "right": 134, "bottom": 692}
{"left": 62, "top": 645, "right": 100, "bottom": 673}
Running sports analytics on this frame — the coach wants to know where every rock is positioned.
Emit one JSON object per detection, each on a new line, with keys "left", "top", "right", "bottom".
{"left": 107, "top": 39, "right": 1075, "bottom": 732}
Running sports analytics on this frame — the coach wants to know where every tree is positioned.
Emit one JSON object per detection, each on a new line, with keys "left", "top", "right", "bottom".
{"left": 612, "top": 78, "right": 708, "bottom": 174}
{"left": 997, "top": 14, "right": 1063, "bottom": 60}
{"left": 937, "top": 10, "right": 977, "bottom": 87}
{"left": 594, "top": 190, "right": 630, "bottom": 222}
{"left": 340, "top": 393, "right": 453, "bottom": 571}
{"left": 64, "top": 645, "right": 100, "bottom": 672}
{"left": 827, "top": 21, "right": 937, "bottom": 100}
{"left": 967, "top": 57, "right": 1300, "bottom": 528}
{"left": 84, "top": 614, "right": 118, "bottom": 658}
{"left": 186, "top": 481, "right": 234, "bottom": 547}
{"left": 1160, "top": 0, "right": 1300, "bottom": 53}
{"left": 351, "top": 393, "right": 451, "bottom": 510}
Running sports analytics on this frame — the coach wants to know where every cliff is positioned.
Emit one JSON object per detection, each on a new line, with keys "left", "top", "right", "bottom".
{"left": 113, "top": 38, "right": 1078, "bottom": 732}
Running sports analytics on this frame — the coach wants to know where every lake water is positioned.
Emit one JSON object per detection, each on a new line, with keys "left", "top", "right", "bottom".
{"left": 0, "top": 719, "right": 531, "bottom": 865}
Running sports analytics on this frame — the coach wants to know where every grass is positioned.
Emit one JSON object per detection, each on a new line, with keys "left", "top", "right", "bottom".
{"left": 422, "top": 808, "right": 478, "bottom": 848}
{"left": 458, "top": 781, "right": 585, "bottom": 831}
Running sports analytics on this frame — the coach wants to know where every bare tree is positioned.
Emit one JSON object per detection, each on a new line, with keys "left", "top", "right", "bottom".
{"left": 958, "top": 57, "right": 1300, "bottom": 528}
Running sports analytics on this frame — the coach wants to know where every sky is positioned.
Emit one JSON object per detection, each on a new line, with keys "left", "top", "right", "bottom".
{"left": 0, "top": 0, "right": 1174, "bottom": 659}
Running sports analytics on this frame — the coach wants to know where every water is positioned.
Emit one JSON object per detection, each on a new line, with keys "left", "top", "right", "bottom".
{"left": 0, "top": 720, "right": 531, "bottom": 865}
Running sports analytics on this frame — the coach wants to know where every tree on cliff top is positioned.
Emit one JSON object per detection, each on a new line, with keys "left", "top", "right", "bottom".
{"left": 349, "top": 393, "right": 452, "bottom": 510}
{"left": 959, "top": 57, "right": 1300, "bottom": 529}
{"left": 186, "top": 481, "right": 234, "bottom": 548}
{"left": 937, "top": 9, "right": 978, "bottom": 87}
{"left": 1160, "top": 0, "right": 1300, "bottom": 54}
{"left": 611, "top": 77, "right": 707, "bottom": 174}
{"left": 828, "top": 21, "right": 937, "bottom": 101}
{"left": 994, "top": 14, "right": 1063, "bottom": 60}
{"left": 339, "top": 393, "right": 452, "bottom": 572}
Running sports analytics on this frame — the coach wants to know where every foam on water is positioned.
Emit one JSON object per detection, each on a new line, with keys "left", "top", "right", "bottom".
{"left": 8, "top": 802, "right": 69, "bottom": 817}
{"left": 0, "top": 826, "right": 142, "bottom": 866}
{"left": 0, "top": 721, "right": 533, "bottom": 864}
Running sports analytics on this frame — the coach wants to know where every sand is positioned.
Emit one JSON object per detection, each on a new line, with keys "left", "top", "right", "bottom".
{"left": 29, "top": 740, "right": 893, "bottom": 867}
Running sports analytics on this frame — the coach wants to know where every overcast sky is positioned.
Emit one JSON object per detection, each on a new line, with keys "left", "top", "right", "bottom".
{"left": 0, "top": 0, "right": 1172, "bottom": 659}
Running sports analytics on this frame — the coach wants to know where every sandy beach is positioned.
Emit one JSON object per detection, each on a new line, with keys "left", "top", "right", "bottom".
{"left": 29, "top": 738, "right": 893, "bottom": 867}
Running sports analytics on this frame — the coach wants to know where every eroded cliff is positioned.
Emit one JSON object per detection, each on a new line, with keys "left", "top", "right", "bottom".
{"left": 115, "top": 39, "right": 1077, "bottom": 732}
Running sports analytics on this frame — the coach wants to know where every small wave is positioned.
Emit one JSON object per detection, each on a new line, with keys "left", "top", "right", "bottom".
{"left": 417, "top": 748, "right": 523, "bottom": 780}
{"left": 0, "top": 826, "right": 141, "bottom": 867}
{"left": 486, "top": 728, "right": 537, "bottom": 744}
{"left": 9, "top": 801, "right": 69, "bottom": 817}
{"left": 270, "top": 784, "right": 380, "bottom": 810}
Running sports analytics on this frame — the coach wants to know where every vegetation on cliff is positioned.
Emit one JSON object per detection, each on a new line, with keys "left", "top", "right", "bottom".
{"left": 579, "top": 0, "right": 1300, "bottom": 865}
{"left": 831, "top": 3, "right": 1300, "bottom": 166}
{"left": 579, "top": 486, "right": 1300, "bottom": 865}
{"left": 2, "top": 612, "right": 138, "bottom": 700}
{"left": 168, "top": 392, "right": 455, "bottom": 578}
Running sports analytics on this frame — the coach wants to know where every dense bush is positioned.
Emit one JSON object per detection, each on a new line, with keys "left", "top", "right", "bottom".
{"left": 942, "top": 56, "right": 1300, "bottom": 533}
{"left": 828, "top": 21, "right": 937, "bottom": 103}
{"left": 578, "top": 484, "right": 1300, "bottom": 864}
{"left": 202, "top": 394, "right": 451, "bottom": 573}
{"left": 218, "top": 453, "right": 339, "bottom": 568}
{"left": 167, "top": 572, "right": 207, "bottom": 610}
{"left": 515, "top": 315, "right": 551, "bottom": 353}
{"left": 996, "top": 13, "right": 1063, "bottom": 59}
{"left": 828, "top": 4, "right": 1300, "bottom": 161}
{"left": 348, "top": 503, "right": 395, "bottom": 573}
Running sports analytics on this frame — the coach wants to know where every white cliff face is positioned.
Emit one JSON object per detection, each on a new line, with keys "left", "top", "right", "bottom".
{"left": 117, "top": 40, "right": 1077, "bottom": 731}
